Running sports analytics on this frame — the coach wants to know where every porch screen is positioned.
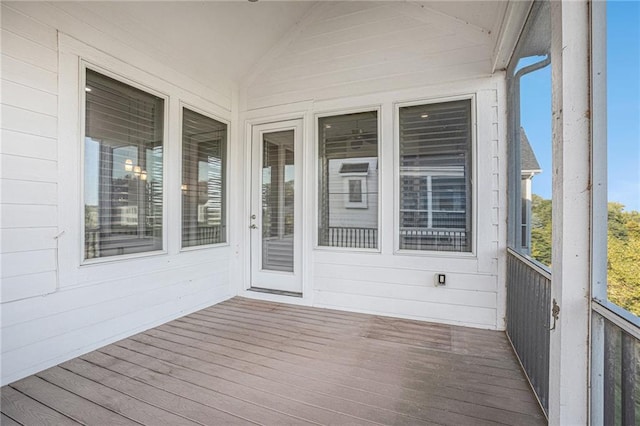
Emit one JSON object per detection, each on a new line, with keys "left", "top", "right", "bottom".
{"left": 399, "top": 100, "right": 472, "bottom": 252}
{"left": 318, "top": 111, "right": 378, "bottom": 249}
{"left": 182, "top": 108, "right": 227, "bottom": 247}
{"left": 84, "top": 69, "right": 164, "bottom": 260}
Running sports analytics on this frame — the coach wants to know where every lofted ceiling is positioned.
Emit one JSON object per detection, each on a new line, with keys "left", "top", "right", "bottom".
{"left": 49, "top": 1, "right": 516, "bottom": 94}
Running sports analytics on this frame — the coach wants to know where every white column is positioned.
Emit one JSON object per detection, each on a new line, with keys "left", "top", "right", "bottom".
{"left": 549, "top": 1, "right": 592, "bottom": 424}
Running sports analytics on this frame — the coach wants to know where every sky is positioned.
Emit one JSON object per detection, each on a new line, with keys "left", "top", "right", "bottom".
{"left": 520, "top": 0, "right": 640, "bottom": 213}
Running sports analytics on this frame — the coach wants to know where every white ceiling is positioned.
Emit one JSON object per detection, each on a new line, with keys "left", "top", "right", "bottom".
{"left": 55, "top": 1, "right": 318, "bottom": 88}
{"left": 53, "top": 1, "right": 510, "bottom": 91}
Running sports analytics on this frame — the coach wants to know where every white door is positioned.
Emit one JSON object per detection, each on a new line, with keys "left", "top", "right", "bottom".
{"left": 250, "top": 120, "right": 303, "bottom": 294}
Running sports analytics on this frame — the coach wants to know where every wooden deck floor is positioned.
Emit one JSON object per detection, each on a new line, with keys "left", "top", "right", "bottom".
{"left": 1, "top": 297, "right": 546, "bottom": 425}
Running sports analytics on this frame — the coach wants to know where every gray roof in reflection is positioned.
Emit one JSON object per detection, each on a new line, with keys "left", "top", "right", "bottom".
{"left": 521, "top": 128, "right": 541, "bottom": 173}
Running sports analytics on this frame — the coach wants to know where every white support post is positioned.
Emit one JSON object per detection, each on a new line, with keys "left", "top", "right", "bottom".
{"left": 549, "top": 1, "right": 592, "bottom": 424}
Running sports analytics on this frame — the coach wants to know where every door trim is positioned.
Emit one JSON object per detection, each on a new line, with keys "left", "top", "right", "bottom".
{"left": 249, "top": 119, "right": 304, "bottom": 294}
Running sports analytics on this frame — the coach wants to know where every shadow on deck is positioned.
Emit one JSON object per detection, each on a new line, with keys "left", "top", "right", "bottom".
{"left": 1, "top": 297, "right": 546, "bottom": 425}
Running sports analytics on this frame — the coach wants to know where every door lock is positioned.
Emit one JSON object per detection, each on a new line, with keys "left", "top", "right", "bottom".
{"left": 251, "top": 214, "right": 256, "bottom": 219}
{"left": 250, "top": 224, "right": 258, "bottom": 229}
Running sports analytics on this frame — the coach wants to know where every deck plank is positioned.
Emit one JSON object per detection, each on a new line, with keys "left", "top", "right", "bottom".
{"left": 151, "top": 321, "right": 543, "bottom": 418}
{"left": 59, "top": 358, "right": 252, "bottom": 425}
{"left": 36, "top": 367, "right": 202, "bottom": 426}
{"left": 80, "top": 350, "right": 314, "bottom": 425}
{"left": 1, "top": 297, "right": 546, "bottom": 425}
{"left": 1, "top": 386, "right": 80, "bottom": 426}
{"left": 1, "top": 413, "right": 22, "bottom": 426}
{"left": 10, "top": 376, "right": 138, "bottom": 425}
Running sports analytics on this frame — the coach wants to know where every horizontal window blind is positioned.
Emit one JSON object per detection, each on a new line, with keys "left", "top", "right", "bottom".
{"left": 84, "top": 69, "right": 164, "bottom": 260}
{"left": 399, "top": 100, "right": 471, "bottom": 252}
{"left": 182, "top": 108, "right": 227, "bottom": 248}
{"left": 318, "top": 111, "right": 378, "bottom": 249}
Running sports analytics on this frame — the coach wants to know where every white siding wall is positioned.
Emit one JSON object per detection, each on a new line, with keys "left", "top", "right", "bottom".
{"left": 245, "top": 2, "right": 495, "bottom": 110}
{"left": 0, "top": 3, "right": 236, "bottom": 386}
{"left": 242, "top": 2, "right": 506, "bottom": 330}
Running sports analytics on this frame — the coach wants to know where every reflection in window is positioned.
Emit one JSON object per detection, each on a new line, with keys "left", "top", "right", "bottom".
{"left": 318, "top": 111, "right": 378, "bottom": 249}
{"left": 261, "top": 131, "right": 295, "bottom": 272}
{"left": 399, "top": 100, "right": 472, "bottom": 252}
{"left": 182, "top": 108, "right": 227, "bottom": 248}
{"left": 84, "top": 69, "right": 164, "bottom": 260}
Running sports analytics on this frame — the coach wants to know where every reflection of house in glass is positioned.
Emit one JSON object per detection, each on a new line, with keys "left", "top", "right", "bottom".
{"left": 398, "top": 100, "right": 472, "bottom": 252}
{"left": 328, "top": 158, "right": 378, "bottom": 224}
{"left": 520, "top": 129, "right": 542, "bottom": 254}
{"left": 182, "top": 108, "right": 227, "bottom": 248}
{"left": 318, "top": 111, "right": 379, "bottom": 249}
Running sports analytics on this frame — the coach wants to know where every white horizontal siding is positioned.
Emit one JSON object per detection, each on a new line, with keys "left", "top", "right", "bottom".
{"left": 2, "top": 264, "right": 229, "bottom": 353}
{"left": 1, "top": 249, "right": 57, "bottom": 279}
{"left": 250, "top": 63, "right": 491, "bottom": 111}
{"left": 244, "top": 83, "right": 502, "bottom": 329}
{"left": 243, "top": 95, "right": 503, "bottom": 332}
{"left": 315, "top": 262, "right": 497, "bottom": 292}
{"left": 1, "top": 272, "right": 58, "bottom": 302}
{"left": 0, "top": 5, "right": 60, "bottom": 309}
{"left": 315, "top": 277, "right": 497, "bottom": 309}
{"left": 0, "top": 2, "right": 235, "bottom": 387}
{"left": 1, "top": 54, "right": 58, "bottom": 95}
{"left": 5, "top": 1, "right": 232, "bottom": 110}
{"left": 1, "top": 228, "right": 58, "bottom": 253}
{"left": 1, "top": 155, "right": 57, "bottom": 183}
{"left": 314, "top": 291, "right": 497, "bottom": 329}
{"left": 0, "top": 179, "right": 57, "bottom": 205}
{"left": 1, "top": 80, "right": 58, "bottom": 116}
{"left": 1, "top": 130, "right": 57, "bottom": 161}
{"left": 246, "top": 2, "right": 493, "bottom": 110}
{"left": 1, "top": 105, "right": 57, "bottom": 138}
{"left": 1, "top": 274, "right": 229, "bottom": 385}
{"left": 0, "top": 29, "right": 58, "bottom": 73}
{"left": 0, "top": 5, "right": 58, "bottom": 50}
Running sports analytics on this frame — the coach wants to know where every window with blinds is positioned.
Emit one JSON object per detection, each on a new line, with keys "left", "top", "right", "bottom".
{"left": 399, "top": 100, "right": 472, "bottom": 252}
{"left": 318, "top": 111, "right": 378, "bottom": 249}
{"left": 84, "top": 69, "right": 164, "bottom": 260}
{"left": 182, "top": 108, "right": 227, "bottom": 248}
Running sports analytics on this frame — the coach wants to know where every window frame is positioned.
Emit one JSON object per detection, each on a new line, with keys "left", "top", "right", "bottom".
{"left": 314, "top": 105, "right": 382, "bottom": 253}
{"left": 178, "top": 102, "right": 231, "bottom": 252}
{"left": 80, "top": 61, "right": 170, "bottom": 265}
{"left": 393, "top": 94, "right": 477, "bottom": 256}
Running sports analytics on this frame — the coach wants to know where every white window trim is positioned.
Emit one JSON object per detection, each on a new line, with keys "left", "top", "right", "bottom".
{"left": 314, "top": 105, "right": 382, "bottom": 252}
{"left": 57, "top": 34, "right": 233, "bottom": 290}
{"left": 393, "top": 94, "right": 477, "bottom": 257}
{"left": 178, "top": 102, "right": 231, "bottom": 252}
{"left": 80, "top": 61, "right": 170, "bottom": 266}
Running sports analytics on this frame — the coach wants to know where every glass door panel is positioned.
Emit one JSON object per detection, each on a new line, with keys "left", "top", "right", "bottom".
{"left": 261, "top": 131, "right": 294, "bottom": 272}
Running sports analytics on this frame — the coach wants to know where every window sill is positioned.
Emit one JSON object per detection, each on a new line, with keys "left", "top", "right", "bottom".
{"left": 180, "top": 242, "right": 230, "bottom": 253}
{"left": 81, "top": 249, "right": 168, "bottom": 267}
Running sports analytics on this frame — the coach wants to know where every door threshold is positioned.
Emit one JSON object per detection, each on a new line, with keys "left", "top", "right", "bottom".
{"left": 248, "top": 287, "right": 303, "bottom": 298}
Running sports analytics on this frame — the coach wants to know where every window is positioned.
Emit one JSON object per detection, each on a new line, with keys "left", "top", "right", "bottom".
{"left": 339, "top": 162, "right": 368, "bottom": 208}
{"left": 182, "top": 108, "right": 227, "bottom": 248}
{"left": 318, "top": 111, "right": 378, "bottom": 249}
{"left": 348, "top": 179, "right": 363, "bottom": 203}
{"left": 398, "top": 99, "right": 472, "bottom": 252}
{"left": 84, "top": 69, "right": 164, "bottom": 260}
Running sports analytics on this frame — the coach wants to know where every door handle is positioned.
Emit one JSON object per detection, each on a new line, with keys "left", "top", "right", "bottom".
{"left": 250, "top": 224, "right": 258, "bottom": 229}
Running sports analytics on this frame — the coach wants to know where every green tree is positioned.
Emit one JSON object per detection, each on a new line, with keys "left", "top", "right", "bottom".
{"left": 531, "top": 194, "right": 552, "bottom": 266}
{"left": 607, "top": 206, "right": 640, "bottom": 315}
{"left": 608, "top": 202, "right": 628, "bottom": 240}
{"left": 529, "top": 195, "right": 639, "bottom": 316}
